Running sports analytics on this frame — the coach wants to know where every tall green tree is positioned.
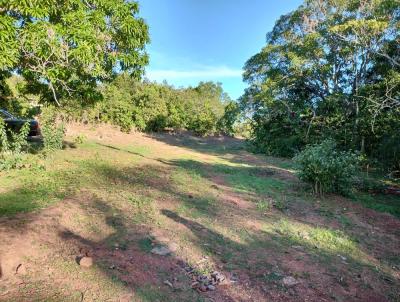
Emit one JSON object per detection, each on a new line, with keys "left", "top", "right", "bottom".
{"left": 0, "top": 0, "right": 149, "bottom": 105}
{"left": 242, "top": 0, "right": 399, "bottom": 169}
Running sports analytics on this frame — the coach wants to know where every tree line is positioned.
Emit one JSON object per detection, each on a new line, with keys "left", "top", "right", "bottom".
{"left": 0, "top": 0, "right": 239, "bottom": 137}
{"left": 59, "top": 76, "right": 239, "bottom": 136}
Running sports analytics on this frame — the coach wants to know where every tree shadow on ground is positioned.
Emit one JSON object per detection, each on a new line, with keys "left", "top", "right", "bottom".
{"left": 1, "top": 152, "right": 399, "bottom": 301}
{"left": 146, "top": 132, "right": 296, "bottom": 171}
{"left": 160, "top": 209, "right": 400, "bottom": 302}
{"left": 146, "top": 132, "right": 245, "bottom": 156}
{"left": 55, "top": 197, "right": 243, "bottom": 302}
{"left": 69, "top": 159, "right": 400, "bottom": 300}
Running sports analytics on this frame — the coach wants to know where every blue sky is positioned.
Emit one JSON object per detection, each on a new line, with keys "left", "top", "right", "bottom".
{"left": 139, "top": 0, "right": 302, "bottom": 100}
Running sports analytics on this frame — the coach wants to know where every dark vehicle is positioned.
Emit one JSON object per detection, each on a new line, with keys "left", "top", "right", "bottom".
{"left": 0, "top": 109, "right": 41, "bottom": 137}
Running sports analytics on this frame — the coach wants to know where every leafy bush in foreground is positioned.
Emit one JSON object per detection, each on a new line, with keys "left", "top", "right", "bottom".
{"left": 0, "top": 119, "right": 30, "bottom": 170}
{"left": 40, "top": 107, "right": 65, "bottom": 153}
{"left": 294, "top": 139, "right": 359, "bottom": 195}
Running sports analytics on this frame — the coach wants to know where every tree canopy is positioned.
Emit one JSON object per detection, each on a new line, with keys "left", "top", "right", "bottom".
{"left": 241, "top": 0, "right": 400, "bottom": 171}
{"left": 0, "top": 0, "right": 149, "bottom": 105}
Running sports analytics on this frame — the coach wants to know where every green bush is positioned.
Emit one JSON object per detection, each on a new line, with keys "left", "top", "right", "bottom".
{"left": 249, "top": 109, "right": 304, "bottom": 157}
{"left": 0, "top": 119, "right": 30, "bottom": 170}
{"left": 294, "top": 139, "right": 359, "bottom": 195}
{"left": 40, "top": 107, "right": 65, "bottom": 152}
{"left": 73, "top": 134, "right": 86, "bottom": 145}
{"left": 4, "top": 74, "right": 233, "bottom": 137}
{"left": 41, "top": 122, "right": 64, "bottom": 152}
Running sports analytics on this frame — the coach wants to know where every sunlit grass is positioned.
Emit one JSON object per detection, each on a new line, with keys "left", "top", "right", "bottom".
{"left": 271, "top": 218, "right": 366, "bottom": 261}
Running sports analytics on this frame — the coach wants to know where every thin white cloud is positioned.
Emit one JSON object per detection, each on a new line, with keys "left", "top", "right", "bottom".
{"left": 146, "top": 66, "right": 242, "bottom": 80}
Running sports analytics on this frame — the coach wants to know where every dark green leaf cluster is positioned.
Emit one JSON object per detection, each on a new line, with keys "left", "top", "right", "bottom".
{"left": 294, "top": 139, "right": 359, "bottom": 195}
{"left": 0, "top": 0, "right": 149, "bottom": 104}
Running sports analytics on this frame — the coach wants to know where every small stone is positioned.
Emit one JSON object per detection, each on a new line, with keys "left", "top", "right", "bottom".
{"left": 168, "top": 242, "right": 178, "bottom": 252}
{"left": 164, "top": 280, "right": 173, "bottom": 288}
{"left": 188, "top": 194, "right": 194, "bottom": 199}
{"left": 199, "top": 285, "right": 208, "bottom": 292}
{"left": 211, "top": 271, "right": 225, "bottom": 283}
{"left": 197, "top": 275, "right": 209, "bottom": 283}
{"left": 79, "top": 257, "right": 93, "bottom": 268}
{"left": 191, "top": 281, "right": 199, "bottom": 288}
{"left": 229, "top": 273, "right": 239, "bottom": 283}
{"left": 292, "top": 245, "right": 304, "bottom": 251}
{"left": 282, "top": 276, "right": 299, "bottom": 287}
{"left": 151, "top": 246, "right": 172, "bottom": 256}
{"left": 207, "top": 285, "right": 216, "bottom": 291}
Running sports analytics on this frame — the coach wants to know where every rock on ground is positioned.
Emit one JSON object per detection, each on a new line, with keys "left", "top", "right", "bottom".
{"left": 79, "top": 257, "right": 93, "bottom": 268}
{"left": 151, "top": 246, "right": 172, "bottom": 256}
{"left": 282, "top": 276, "right": 299, "bottom": 287}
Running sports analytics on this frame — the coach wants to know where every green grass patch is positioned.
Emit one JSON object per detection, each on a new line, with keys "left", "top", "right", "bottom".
{"left": 273, "top": 219, "right": 363, "bottom": 260}
{"left": 256, "top": 200, "right": 271, "bottom": 212}
{"left": 226, "top": 172, "right": 287, "bottom": 196}
{"left": 352, "top": 192, "right": 400, "bottom": 218}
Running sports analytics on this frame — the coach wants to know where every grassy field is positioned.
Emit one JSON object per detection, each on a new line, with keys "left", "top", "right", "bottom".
{"left": 0, "top": 124, "right": 399, "bottom": 302}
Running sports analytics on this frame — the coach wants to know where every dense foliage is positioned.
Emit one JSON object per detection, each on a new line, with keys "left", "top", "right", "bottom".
{"left": 294, "top": 139, "right": 359, "bottom": 195}
{"left": 241, "top": 0, "right": 400, "bottom": 174}
{"left": 40, "top": 107, "right": 65, "bottom": 152}
{"left": 0, "top": 119, "right": 30, "bottom": 170}
{"left": 0, "top": 0, "right": 149, "bottom": 105}
{"left": 0, "top": 0, "right": 241, "bottom": 137}
{"left": 55, "top": 74, "right": 233, "bottom": 135}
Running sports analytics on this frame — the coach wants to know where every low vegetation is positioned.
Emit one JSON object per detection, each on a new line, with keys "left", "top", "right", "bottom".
{"left": 294, "top": 139, "right": 359, "bottom": 195}
{"left": 0, "top": 119, "right": 30, "bottom": 170}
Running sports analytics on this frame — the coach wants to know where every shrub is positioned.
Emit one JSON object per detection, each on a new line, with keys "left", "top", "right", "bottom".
{"left": 97, "top": 83, "right": 136, "bottom": 132}
{"left": 249, "top": 111, "right": 304, "bottom": 157}
{"left": 0, "top": 119, "right": 30, "bottom": 170}
{"left": 41, "top": 122, "right": 65, "bottom": 152}
{"left": 294, "top": 139, "right": 359, "bottom": 195}
{"left": 99, "top": 99, "right": 134, "bottom": 132}
{"left": 40, "top": 107, "right": 65, "bottom": 152}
